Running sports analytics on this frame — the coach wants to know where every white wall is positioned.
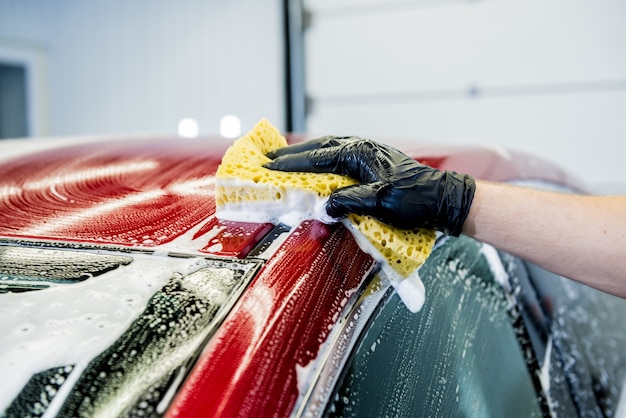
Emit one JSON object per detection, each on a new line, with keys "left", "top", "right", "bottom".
{"left": 0, "top": 0, "right": 286, "bottom": 137}
{"left": 304, "top": 0, "right": 626, "bottom": 192}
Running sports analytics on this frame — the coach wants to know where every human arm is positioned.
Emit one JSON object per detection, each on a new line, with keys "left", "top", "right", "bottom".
{"left": 463, "top": 181, "right": 626, "bottom": 297}
{"left": 265, "top": 136, "right": 626, "bottom": 298}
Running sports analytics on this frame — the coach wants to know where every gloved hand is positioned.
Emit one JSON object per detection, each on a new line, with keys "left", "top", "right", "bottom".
{"left": 264, "top": 136, "right": 476, "bottom": 236}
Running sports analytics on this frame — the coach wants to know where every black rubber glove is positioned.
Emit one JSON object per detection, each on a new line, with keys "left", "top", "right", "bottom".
{"left": 264, "top": 136, "right": 476, "bottom": 236}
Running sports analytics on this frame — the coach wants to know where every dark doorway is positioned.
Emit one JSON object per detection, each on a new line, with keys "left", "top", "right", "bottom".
{"left": 0, "top": 63, "right": 28, "bottom": 139}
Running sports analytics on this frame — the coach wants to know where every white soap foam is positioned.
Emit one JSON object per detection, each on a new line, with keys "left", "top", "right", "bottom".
{"left": 480, "top": 244, "right": 510, "bottom": 291}
{"left": 339, "top": 218, "right": 426, "bottom": 313}
{"left": 216, "top": 179, "right": 340, "bottom": 227}
{"left": 539, "top": 338, "right": 557, "bottom": 416}
{"left": 0, "top": 254, "right": 217, "bottom": 411}
{"left": 394, "top": 273, "right": 426, "bottom": 313}
{"left": 216, "top": 178, "right": 426, "bottom": 313}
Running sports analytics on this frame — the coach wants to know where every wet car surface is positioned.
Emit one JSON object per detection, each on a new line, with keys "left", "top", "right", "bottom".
{"left": 0, "top": 135, "right": 624, "bottom": 417}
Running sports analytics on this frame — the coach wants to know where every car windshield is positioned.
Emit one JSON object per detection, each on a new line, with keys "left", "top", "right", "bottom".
{"left": 325, "top": 236, "right": 544, "bottom": 417}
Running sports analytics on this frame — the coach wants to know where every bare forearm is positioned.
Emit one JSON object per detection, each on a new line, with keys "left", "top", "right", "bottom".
{"left": 462, "top": 181, "right": 626, "bottom": 297}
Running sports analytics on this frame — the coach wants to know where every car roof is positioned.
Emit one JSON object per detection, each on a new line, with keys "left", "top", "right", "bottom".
{"left": 0, "top": 134, "right": 582, "bottom": 249}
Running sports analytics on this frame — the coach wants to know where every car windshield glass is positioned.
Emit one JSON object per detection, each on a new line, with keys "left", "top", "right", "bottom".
{"left": 325, "top": 236, "right": 544, "bottom": 417}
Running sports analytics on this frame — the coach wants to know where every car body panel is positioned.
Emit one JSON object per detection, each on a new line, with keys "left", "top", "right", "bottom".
{"left": 0, "top": 135, "right": 616, "bottom": 418}
{"left": 166, "top": 220, "right": 375, "bottom": 417}
{"left": 0, "top": 138, "right": 224, "bottom": 249}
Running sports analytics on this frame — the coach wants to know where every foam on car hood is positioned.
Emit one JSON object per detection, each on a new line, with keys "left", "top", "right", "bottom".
{"left": 215, "top": 119, "right": 435, "bottom": 312}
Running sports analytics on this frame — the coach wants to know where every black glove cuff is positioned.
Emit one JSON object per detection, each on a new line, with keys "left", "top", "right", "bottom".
{"left": 437, "top": 172, "right": 476, "bottom": 236}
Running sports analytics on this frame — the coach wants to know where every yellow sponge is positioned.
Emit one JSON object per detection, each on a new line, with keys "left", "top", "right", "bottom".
{"left": 215, "top": 119, "right": 435, "bottom": 279}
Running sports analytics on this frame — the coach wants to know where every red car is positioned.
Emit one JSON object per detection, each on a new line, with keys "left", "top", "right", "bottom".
{"left": 0, "top": 134, "right": 624, "bottom": 417}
